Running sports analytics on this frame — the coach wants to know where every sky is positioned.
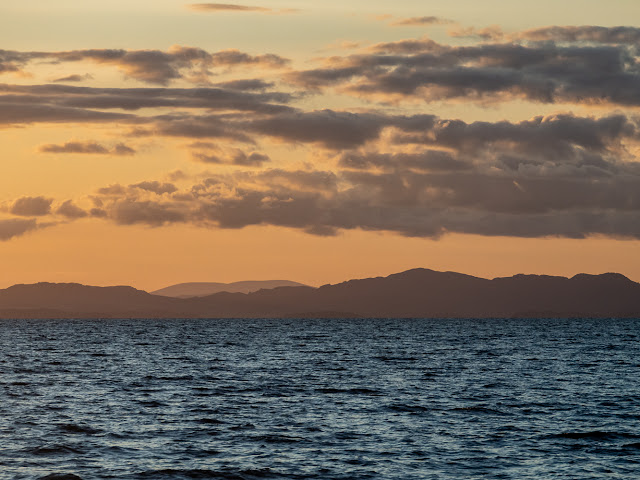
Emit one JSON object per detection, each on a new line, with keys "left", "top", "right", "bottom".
{"left": 1, "top": 0, "right": 640, "bottom": 290}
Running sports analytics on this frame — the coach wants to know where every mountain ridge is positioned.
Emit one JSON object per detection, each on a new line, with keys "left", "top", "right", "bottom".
{"left": 0, "top": 269, "right": 638, "bottom": 319}
{"left": 151, "top": 280, "right": 308, "bottom": 298}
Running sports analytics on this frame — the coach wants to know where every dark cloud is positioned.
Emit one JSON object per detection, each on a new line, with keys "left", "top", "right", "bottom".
{"left": 517, "top": 26, "right": 640, "bottom": 44}
{"left": 215, "top": 78, "right": 275, "bottom": 91}
{"left": 39, "top": 141, "right": 136, "bottom": 155}
{"left": 0, "top": 83, "right": 293, "bottom": 114}
{"left": 0, "top": 218, "right": 40, "bottom": 241}
{"left": 0, "top": 46, "right": 290, "bottom": 86}
{"left": 339, "top": 150, "right": 471, "bottom": 172}
{"left": 81, "top": 109, "right": 640, "bottom": 238}
{"left": 10, "top": 197, "right": 53, "bottom": 216}
{"left": 110, "top": 200, "right": 187, "bottom": 226}
{"left": 92, "top": 159, "right": 640, "bottom": 238}
{"left": 0, "top": 101, "right": 136, "bottom": 126}
{"left": 56, "top": 200, "right": 88, "bottom": 219}
{"left": 247, "top": 109, "right": 394, "bottom": 149}
{"left": 289, "top": 35, "right": 640, "bottom": 107}
{"left": 52, "top": 46, "right": 288, "bottom": 85}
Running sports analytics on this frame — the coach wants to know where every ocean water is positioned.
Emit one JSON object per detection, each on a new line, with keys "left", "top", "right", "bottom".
{"left": 0, "top": 318, "right": 639, "bottom": 480}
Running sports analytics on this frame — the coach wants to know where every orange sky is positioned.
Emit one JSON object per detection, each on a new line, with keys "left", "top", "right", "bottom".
{"left": 1, "top": 0, "right": 639, "bottom": 290}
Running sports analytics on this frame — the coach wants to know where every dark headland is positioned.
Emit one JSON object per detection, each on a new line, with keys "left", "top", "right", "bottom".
{"left": 0, "top": 268, "right": 639, "bottom": 319}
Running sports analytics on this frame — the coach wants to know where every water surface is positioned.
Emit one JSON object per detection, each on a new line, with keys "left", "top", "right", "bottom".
{"left": 1, "top": 318, "right": 639, "bottom": 479}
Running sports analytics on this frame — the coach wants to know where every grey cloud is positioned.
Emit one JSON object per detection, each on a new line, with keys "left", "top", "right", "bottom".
{"left": 339, "top": 150, "right": 471, "bottom": 172}
{"left": 210, "top": 50, "right": 290, "bottom": 68}
{"left": 10, "top": 197, "right": 52, "bottom": 216}
{"left": 111, "top": 200, "right": 187, "bottom": 226}
{"left": 1, "top": 46, "right": 290, "bottom": 86}
{"left": 130, "top": 181, "right": 178, "bottom": 195}
{"left": 215, "top": 78, "right": 275, "bottom": 91}
{"left": 0, "top": 102, "right": 136, "bottom": 125}
{"left": 84, "top": 108, "right": 640, "bottom": 238}
{"left": 117, "top": 164, "right": 640, "bottom": 238}
{"left": 97, "top": 184, "right": 127, "bottom": 196}
{"left": 0, "top": 84, "right": 294, "bottom": 114}
{"left": 89, "top": 208, "right": 108, "bottom": 218}
{"left": 290, "top": 35, "right": 640, "bottom": 107}
{"left": 39, "top": 141, "right": 136, "bottom": 155}
{"left": 56, "top": 200, "right": 88, "bottom": 219}
{"left": 517, "top": 26, "right": 640, "bottom": 44}
{"left": 191, "top": 144, "right": 271, "bottom": 166}
{"left": 0, "top": 218, "right": 40, "bottom": 241}
{"left": 247, "top": 109, "right": 394, "bottom": 149}
{"left": 144, "top": 114, "right": 255, "bottom": 142}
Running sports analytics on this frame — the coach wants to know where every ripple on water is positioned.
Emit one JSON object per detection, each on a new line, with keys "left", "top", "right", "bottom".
{"left": 0, "top": 317, "right": 638, "bottom": 480}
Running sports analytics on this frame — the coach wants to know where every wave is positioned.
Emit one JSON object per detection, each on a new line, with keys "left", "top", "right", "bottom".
{"left": 39, "top": 474, "right": 83, "bottom": 480}
{"left": 28, "top": 445, "right": 85, "bottom": 456}
{"left": 315, "top": 387, "right": 381, "bottom": 395}
{"left": 58, "top": 423, "right": 101, "bottom": 435}
{"left": 135, "top": 468, "right": 311, "bottom": 479}
{"left": 552, "top": 431, "right": 640, "bottom": 440}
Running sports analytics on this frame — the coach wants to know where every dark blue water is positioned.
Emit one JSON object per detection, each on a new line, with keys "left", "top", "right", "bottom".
{"left": 0, "top": 318, "right": 639, "bottom": 479}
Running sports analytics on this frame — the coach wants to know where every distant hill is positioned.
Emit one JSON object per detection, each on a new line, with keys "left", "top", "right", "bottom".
{"left": 151, "top": 280, "right": 308, "bottom": 298}
{"left": 0, "top": 269, "right": 639, "bottom": 319}
{"left": 0, "top": 282, "right": 182, "bottom": 318}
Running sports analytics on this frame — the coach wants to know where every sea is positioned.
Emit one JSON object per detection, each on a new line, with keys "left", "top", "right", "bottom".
{"left": 0, "top": 318, "right": 638, "bottom": 479}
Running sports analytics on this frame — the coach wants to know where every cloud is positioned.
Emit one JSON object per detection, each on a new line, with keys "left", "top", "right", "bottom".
{"left": 246, "top": 109, "right": 395, "bottom": 149}
{"left": 391, "top": 16, "right": 453, "bottom": 27}
{"left": 288, "top": 35, "right": 640, "bottom": 107}
{"left": 215, "top": 78, "right": 274, "bottom": 91}
{"left": 130, "top": 181, "right": 178, "bottom": 195}
{"left": 210, "top": 49, "right": 290, "bottom": 68}
{"left": 0, "top": 101, "right": 136, "bottom": 126}
{"left": 516, "top": 25, "right": 640, "bottom": 44}
{"left": 39, "top": 141, "right": 136, "bottom": 155}
{"left": 0, "top": 218, "right": 40, "bottom": 241}
{"left": 110, "top": 200, "right": 187, "bottom": 226}
{"left": 0, "top": 46, "right": 290, "bottom": 86}
{"left": 448, "top": 25, "right": 505, "bottom": 41}
{"left": 192, "top": 145, "right": 271, "bottom": 166}
{"left": 79, "top": 109, "right": 640, "bottom": 239}
{"left": 187, "top": 3, "right": 300, "bottom": 14}
{"left": 90, "top": 159, "right": 640, "bottom": 238}
{"left": 56, "top": 200, "right": 88, "bottom": 219}
{"left": 188, "top": 3, "right": 270, "bottom": 12}
{"left": 52, "top": 74, "right": 93, "bottom": 83}
{"left": 10, "top": 197, "right": 53, "bottom": 216}
{"left": 189, "top": 142, "right": 271, "bottom": 166}
{"left": 0, "top": 83, "right": 293, "bottom": 114}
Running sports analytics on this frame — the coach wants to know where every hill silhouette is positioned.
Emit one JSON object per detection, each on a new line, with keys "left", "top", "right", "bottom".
{"left": 0, "top": 269, "right": 638, "bottom": 318}
{"left": 151, "top": 280, "right": 308, "bottom": 298}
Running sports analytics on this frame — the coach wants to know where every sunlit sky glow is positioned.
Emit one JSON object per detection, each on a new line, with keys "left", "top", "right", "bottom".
{"left": 1, "top": 0, "right": 639, "bottom": 290}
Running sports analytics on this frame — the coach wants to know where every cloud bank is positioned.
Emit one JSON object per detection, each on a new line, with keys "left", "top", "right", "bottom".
{"left": 3, "top": 24, "right": 640, "bottom": 242}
